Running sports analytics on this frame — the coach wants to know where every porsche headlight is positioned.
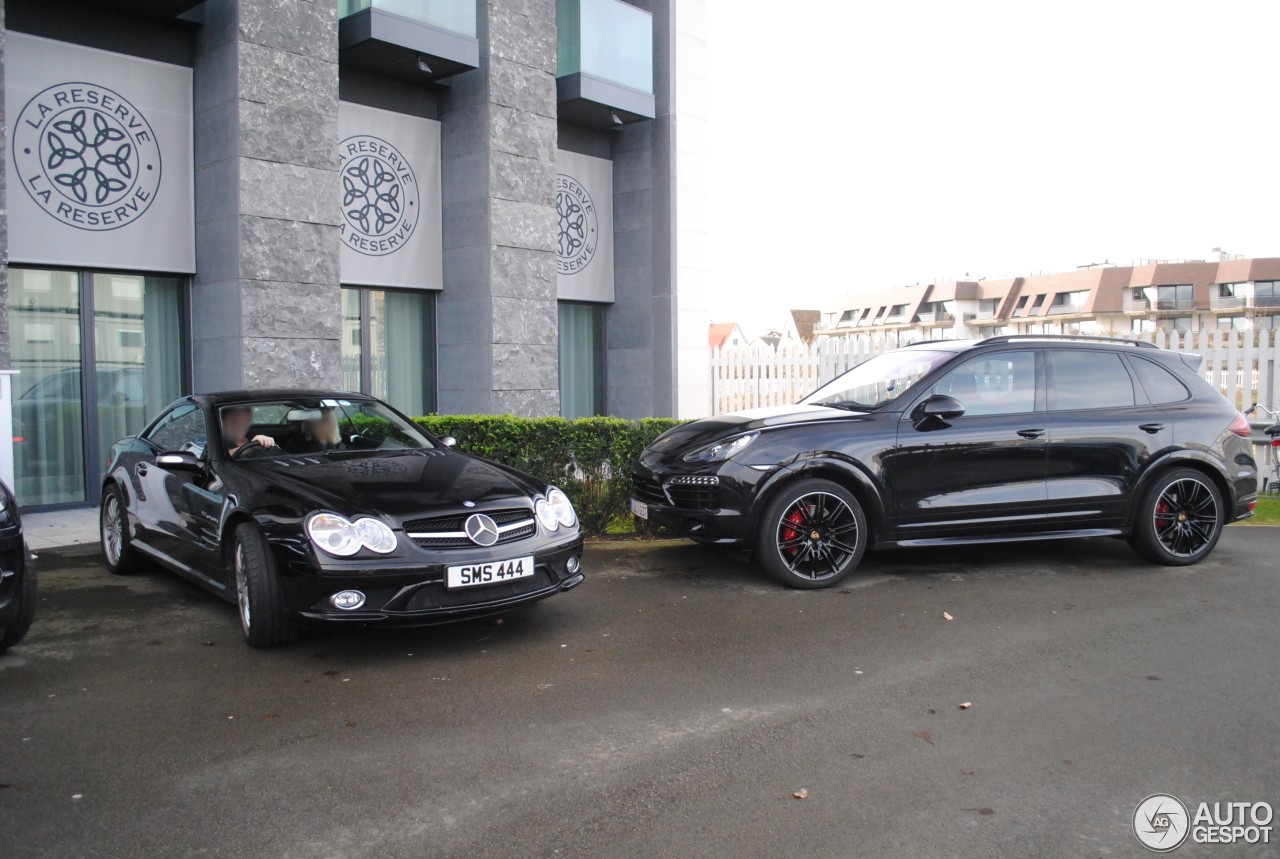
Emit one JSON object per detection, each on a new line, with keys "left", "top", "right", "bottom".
{"left": 306, "top": 513, "right": 398, "bottom": 557}
{"left": 547, "top": 487, "right": 577, "bottom": 528}
{"left": 535, "top": 497, "right": 559, "bottom": 531}
{"left": 682, "top": 432, "right": 759, "bottom": 464}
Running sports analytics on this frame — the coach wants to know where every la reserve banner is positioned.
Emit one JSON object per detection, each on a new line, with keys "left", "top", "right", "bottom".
{"left": 556, "top": 150, "right": 614, "bottom": 303}
{"left": 5, "top": 32, "right": 194, "bottom": 273}
{"left": 338, "top": 102, "right": 443, "bottom": 290}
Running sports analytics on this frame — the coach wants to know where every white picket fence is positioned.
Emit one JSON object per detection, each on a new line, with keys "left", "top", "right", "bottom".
{"left": 711, "top": 330, "right": 1280, "bottom": 415}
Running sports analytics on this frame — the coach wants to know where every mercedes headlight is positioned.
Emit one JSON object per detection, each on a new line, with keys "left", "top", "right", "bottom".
{"left": 547, "top": 487, "right": 577, "bottom": 528}
{"left": 682, "top": 432, "right": 759, "bottom": 464}
{"left": 306, "top": 513, "right": 397, "bottom": 557}
{"left": 535, "top": 497, "right": 558, "bottom": 531}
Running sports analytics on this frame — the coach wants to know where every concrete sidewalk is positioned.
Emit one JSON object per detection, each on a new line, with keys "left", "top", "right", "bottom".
{"left": 20, "top": 506, "right": 99, "bottom": 551}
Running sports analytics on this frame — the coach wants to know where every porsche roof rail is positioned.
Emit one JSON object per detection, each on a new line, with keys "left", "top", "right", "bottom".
{"left": 980, "top": 334, "right": 1158, "bottom": 349}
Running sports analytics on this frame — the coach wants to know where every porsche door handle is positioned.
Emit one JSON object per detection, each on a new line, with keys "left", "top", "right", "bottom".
{"left": 1016, "top": 428, "right": 1046, "bottom": 439}
{"left": 136, "top": 463, "right": 149, "bottom": 477}
{"left": 1139, "top": 423, "right": 1166, "bottom": 434}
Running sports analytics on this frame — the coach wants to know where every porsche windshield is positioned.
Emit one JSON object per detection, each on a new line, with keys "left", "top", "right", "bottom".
{"left": 219, "top": 398, "right": 434, "bottom": 458}
{"left": 801, "top": 349, "right": 956, "bottom": 411}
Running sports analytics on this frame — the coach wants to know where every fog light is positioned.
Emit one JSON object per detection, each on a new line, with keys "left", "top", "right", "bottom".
{"left": 566, "top": 555, "right": 580, "bottom": 574}
{"left": 330, "top": 590, "right": 366, "bottom": 611}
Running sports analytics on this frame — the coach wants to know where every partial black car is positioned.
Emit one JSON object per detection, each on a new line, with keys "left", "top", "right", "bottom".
{"left": 100, "top": 391, "right": 585, "bottom": 647}
{"left": 0, "top": 479, "right": 36, "bottom": 654}
{"left": 632, "top": 336, "right": 1258, "bottom": 588}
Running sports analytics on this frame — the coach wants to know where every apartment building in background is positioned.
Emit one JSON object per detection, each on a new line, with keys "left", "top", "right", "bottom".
{"left": 818, "top": 257, "right": 1280, "bottom": 341}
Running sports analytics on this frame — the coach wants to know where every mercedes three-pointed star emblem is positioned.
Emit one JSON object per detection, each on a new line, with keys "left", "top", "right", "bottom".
{"left": 464, "top": 513, "right": 499, "bottom": 547}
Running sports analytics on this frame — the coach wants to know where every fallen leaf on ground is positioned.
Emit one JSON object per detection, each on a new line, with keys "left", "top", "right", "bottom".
{"left": 961, "top": 770, "right": 974, "bottom": 776}
{"left": 915, "top": 730, "right": 934, "bottom": 745}
{"left": 263, "top": 714, "right": 278, "bottom": 721}
{"left": 792, "top": 789, "right": 808, "bottom": 799}
{"left": 927, "top": 708, "right": 936, "bottom": 715}
{"left": 959, "top": 702, "right": 972, "bottom": 710}
{"left": 943, "top": 612, "right": 954, "bottom": 621}
{"left": 344, "top": 721, "right": 358, "bottom": 728}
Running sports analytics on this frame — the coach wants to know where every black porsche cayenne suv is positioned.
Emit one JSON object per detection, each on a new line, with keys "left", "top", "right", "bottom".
{"left": 632, "top": 336, "right": 1258, "bottom": 588}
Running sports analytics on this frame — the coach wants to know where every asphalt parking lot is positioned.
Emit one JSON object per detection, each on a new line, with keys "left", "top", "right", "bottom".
{"left": 1, "top": 527, "right": 1278, "bottom": 858}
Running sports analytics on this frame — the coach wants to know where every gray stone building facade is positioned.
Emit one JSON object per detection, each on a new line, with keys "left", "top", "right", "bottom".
{"left": 0, "top": 0, "right": 709, "bottom": 510}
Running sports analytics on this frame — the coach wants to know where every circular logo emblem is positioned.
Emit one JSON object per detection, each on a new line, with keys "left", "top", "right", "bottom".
{"left": 13, "top": 81, "right": 161, "bottom": 231}
{"left": 339, "top": 134, "right": 418, "bottom": 256}
{"left": 1133, "top": 794, "right": 1190, "bottom": 852}
{"left": 464, "top": 513, "right": 499, "bottom": 547}
{"left": 556, "top": 173, "right": 598, "bottom": 275}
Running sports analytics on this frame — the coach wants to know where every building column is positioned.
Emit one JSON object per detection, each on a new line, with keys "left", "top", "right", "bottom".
{"left": 191, "top": 0, "right": 342, "bottom": 392}
{"left": 437, "top": 0, "right": 559, "bottom": 417}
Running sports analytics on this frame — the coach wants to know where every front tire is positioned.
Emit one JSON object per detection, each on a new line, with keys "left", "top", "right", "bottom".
{"left": 0, "top": 560, "right": 36, "bottom": 654}
{"left": 756, "top": 478, "right": 868, "bottom": 589}
{"left": 1129, "top": 469, "right": 1224, "bottom": 566}
{"left": 231, "top": 522, "right": 298, "bottom": 647}
{"left": 100, "top": 484, "right": 143, "bottom": 574}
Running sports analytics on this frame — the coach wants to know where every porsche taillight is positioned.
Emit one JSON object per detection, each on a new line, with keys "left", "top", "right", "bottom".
{"left": 1228, "top": 412, "right": 1252, "bottom": 438}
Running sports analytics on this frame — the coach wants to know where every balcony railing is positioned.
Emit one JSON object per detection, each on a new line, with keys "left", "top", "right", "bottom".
{"left": 558, "top": 0, "right": 653, "bottom": 93}
{"left": 1154, "top": 299, "right": 1195, "bottom": 312}
{"left": 338, "top": 0, "right": 480, "bottom": 82}
{"left": 1123, "top": 298, "right": 1150, "bottom": 313}
{"left": 1048, "top": 304, "right": 1087, "bottom": 315}
{"left": 339, "top": 0, "right": 477, "bottom": 38}
{"left": 1210, "top": 296, "right": 1246, "bottom": 311}
{"left": 557, "top": 0, "right": 656, "bottom": 126}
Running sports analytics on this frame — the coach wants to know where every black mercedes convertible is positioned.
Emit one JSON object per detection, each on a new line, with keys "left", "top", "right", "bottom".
{"left": 100, "top": 390, "right": 585, "bottom": 647}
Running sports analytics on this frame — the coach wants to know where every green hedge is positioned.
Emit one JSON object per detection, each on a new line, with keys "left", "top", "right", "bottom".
{"left": 412, "top": 415, "right": 684, "bottom": 535}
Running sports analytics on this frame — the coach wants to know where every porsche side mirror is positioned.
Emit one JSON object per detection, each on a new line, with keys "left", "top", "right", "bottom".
{"left": 155, "top": 451, "right": 204, "bottom": 472}
{"left": 440, "top": 436, "right": 457, "bottom": 448}
{"left": 913, "top": 395, "right": 966, "bottom": 429}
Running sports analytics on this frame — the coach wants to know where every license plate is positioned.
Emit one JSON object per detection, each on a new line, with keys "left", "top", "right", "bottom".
{"left": 630, "top": 498, "right": 649, "bottom": 520}
{"left": 446, "top": 556, "right": 535, "bottom": 589}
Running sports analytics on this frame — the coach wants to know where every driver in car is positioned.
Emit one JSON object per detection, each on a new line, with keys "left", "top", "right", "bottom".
{"left": 221, "top": 406, "right": 276, "bottom": 456}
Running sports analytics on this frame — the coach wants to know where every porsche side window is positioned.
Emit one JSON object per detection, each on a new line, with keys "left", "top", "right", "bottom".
{"left": 1049, "top": 351, "right": 1135, "bottom": 411}
{"left": 1129, "top": 357, "right": 1190, "bottom": 405}
{"left": 144, "top": 404, "right": 207, "bottom": 457}
{"left": 933, "top": 351, "right": 1036, "bottom": 417}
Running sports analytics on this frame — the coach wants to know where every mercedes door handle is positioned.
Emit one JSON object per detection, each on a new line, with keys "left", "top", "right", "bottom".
{"left": 1016, "top": 428, "right": 1046, "bottom": 439}
{"left": 1139, "top": 423, "right": 1165, "bottom": 434}
{"left": 136, "top": 463, "right": 149, "bottom": 477}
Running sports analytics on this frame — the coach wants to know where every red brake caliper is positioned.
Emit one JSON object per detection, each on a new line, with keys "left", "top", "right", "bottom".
{"left": 782, "top": 509, "right": 805, "bottom": 556}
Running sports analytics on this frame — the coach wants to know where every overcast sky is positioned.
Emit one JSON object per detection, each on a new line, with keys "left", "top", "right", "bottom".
{"left": 704, "top": 0, "right": 1280, "bottom": 334}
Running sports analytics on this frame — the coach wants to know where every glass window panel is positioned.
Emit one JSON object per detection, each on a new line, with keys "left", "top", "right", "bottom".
{"left": 341, "top": 288, "right": 362, "bottom": 394}
{"left": 369, "top": 289, "right": 435, "bottom": 416}
{"left": 1129, "top": 358, "right": 1190, "bottom": 405}
{"left": 11, "top": 269, "right": 85, "bottom": 506}
{"left": 558, "top": 0, "right": 654, "bottom": 93}
{"left": 338, "top": 0, "right": 477, "bottom": 38}
{"left": 558, "top": 301, "right": 605, "bottom": 419}
{"left": 93, "top": 273, "right": 184, "bottom": 484}
{"left": 934, "top": 351, "right": 1037, "bottom": 417}
{"left": 1050, "top": 351, "right": 1135, "bottom": 411}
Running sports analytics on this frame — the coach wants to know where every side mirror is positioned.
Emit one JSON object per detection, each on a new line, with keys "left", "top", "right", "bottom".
{"left": 913, "top": 394, "right": 966, "bottom": 429}
{"left": 155, "top": 451, "right": 204, "bottom": 472}
{"left": 440, "top": 436, "right": 457, "bottom": 448}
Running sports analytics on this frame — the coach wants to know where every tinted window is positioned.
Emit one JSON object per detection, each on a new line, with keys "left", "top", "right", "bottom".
{"left": 1050, "top": 351, "right": 1135, "bottom": 411}
{"left": 145, "top": 403, "right": 207, "bottom": 456}
{"left": 1130, "top": 357, "right": 1190, "bottom": 404}
{"left": 933, "top": 351, "right": 1037, "bottom": 416}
